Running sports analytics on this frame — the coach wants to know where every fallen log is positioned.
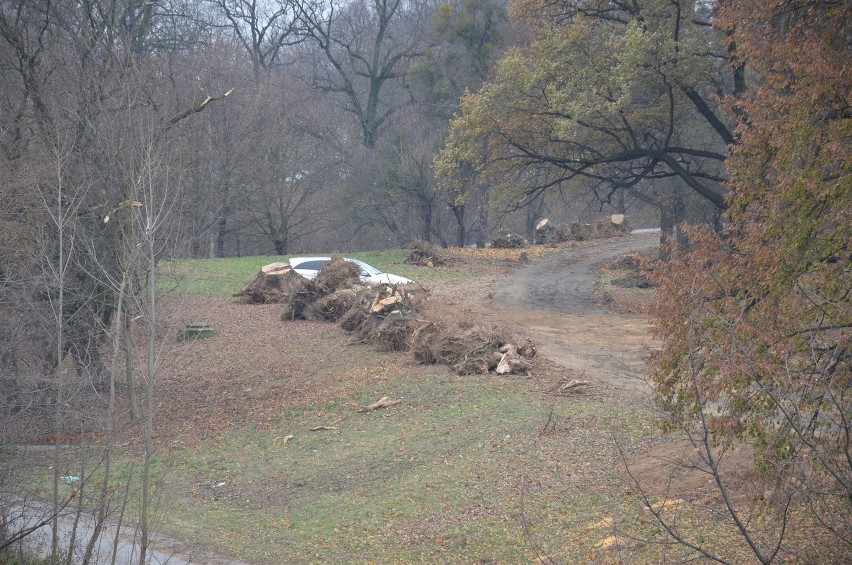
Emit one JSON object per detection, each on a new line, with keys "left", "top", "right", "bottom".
{"left": 358, "top": 396, "right": 402, "bottom": 413}
{"left": 558, "top": 380, "right": 590, "bottom": 394}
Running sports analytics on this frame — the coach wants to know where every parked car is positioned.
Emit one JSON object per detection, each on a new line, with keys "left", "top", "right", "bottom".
{"left": 288, "top": 256, "right": 413, "bottom": 285}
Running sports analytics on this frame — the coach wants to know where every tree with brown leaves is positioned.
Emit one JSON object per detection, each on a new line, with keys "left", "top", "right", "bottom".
{"left": 648, "top": 1, "right": 851, "bottom": 561}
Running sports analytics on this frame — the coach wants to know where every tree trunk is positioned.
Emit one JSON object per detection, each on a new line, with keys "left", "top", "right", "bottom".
{"left": 124, "top": 309, "right": 138, "bottom": 424}
{"left": 659, "top": 184, "right": 686, "bottom": 260}
{"left": 450, "top": 204, "right": 465, "bottom": 247}
{"left": 476, "top": 190, "right": 490, "bottom": 248}
{"left": 422, "top": 203, "right": 433, "bottom": 244}
{"left": 216, "top": 215, "right": 227, "bottom": 258}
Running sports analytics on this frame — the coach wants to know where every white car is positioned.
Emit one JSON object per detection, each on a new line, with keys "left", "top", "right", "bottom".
{"left": 288, "top": 257, "right": 413, "bottom": 285}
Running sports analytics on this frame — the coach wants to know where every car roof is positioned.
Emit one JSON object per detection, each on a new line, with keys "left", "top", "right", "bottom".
{"left": 289, "top": 256, "right": 365, "bottom": 265}
{"left": 289, "top": 256, "right": 332, "bottom": 263}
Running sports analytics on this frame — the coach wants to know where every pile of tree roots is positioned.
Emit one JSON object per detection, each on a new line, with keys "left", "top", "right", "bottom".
{"left": 235, "top": 257, "right": 535, "bottom": 375}
{"left": 535, "top": 215, "right": 631, "bottom": 244}
{"left": 406, "top": 241, "right": 446, "bottom": 266}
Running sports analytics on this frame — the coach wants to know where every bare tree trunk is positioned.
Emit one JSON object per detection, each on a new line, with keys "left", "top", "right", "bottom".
{"left": 123, "top": 307, "right": 138, "bottom": 424}
{"left": 476, "top": 196, "right": 489, "bottom": 248}
{"left": 49, "top": 153, "right": 68, "bottom": 560}
{"left": 82, "top": 274, "right": 126, "bottom": 564}
{"left": 216, "top": 215, "right": 227, "bottom": 257}
{"left": 139, "top": 184, "right": 158, "bottom": 565}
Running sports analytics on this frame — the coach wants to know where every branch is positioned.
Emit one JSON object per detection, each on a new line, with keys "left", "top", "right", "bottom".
{"left": 682, "top": 87, "right": 735, "bottom": 145}
{"left": 161, "top": 88, "right": 234, "bottom": 134}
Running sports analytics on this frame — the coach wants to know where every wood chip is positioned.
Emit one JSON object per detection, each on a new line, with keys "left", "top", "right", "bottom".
{"left": 309, "top": 426, "right": 338, "bottom": 432}
{"left": 282, "top": 434, "right": 294, "bottom": 444}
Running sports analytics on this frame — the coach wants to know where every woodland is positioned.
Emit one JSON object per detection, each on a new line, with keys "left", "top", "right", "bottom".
{"left": 0, "top": 0, "right": 850, "bottom": 563}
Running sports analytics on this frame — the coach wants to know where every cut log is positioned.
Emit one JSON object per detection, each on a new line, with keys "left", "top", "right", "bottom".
{"left": 263, "top": 262, "right": 290, "bottom": 274}
{"left": 496, "top": 351, "right": 533, "bottom": 375}
{"left": 611, "top": 213, "right": 625, "bottom": 225}
{"left": 371, "top": 293, "right": 402, "bottom": 314}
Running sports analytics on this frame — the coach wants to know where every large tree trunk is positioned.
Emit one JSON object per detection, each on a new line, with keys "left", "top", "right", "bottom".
{"left": 450, "top": 204, "right": 465, "bottom": 247}
{"left": 659, "top": 185, "right": 686, "bottom": 260}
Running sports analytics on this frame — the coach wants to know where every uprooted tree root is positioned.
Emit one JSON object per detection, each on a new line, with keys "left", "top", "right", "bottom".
{"left": 410, "top": 321, "right": 535, "bottom": 375}
{"left": 406, "top": 241, "right": 446, "bottom": 266}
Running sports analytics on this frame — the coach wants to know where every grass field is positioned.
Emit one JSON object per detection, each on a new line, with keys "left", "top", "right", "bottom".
{"left": 154, "top": 367, "right": 660, "bottom": 563}
{"left": 159, "top": 249, "right": 491, "bottom": 297}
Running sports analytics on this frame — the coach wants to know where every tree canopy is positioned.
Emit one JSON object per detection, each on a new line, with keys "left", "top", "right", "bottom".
{"left": 436, "top": 0, "right": 734, "bottom": 222}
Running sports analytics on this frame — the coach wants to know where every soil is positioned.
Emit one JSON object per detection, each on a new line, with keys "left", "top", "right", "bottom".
{"left": 442, "top": 234, "right": 660, "bottom": 396}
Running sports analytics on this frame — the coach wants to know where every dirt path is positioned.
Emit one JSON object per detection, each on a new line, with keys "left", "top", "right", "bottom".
{"left": 490, "top": 234, "right": 659, "bottom": 395}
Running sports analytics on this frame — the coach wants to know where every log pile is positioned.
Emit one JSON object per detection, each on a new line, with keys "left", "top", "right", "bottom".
{"left": 410, "top": 322, "right": 535, "bottom": 375}
{"left": 343, "top": 285, "right": 426, "bottom": 352}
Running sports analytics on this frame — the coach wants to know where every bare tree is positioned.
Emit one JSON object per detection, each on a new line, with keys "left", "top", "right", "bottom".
{"left": 295, "top": 0, "right": 432, "bottom": 148}
{"left": 205, "top": 0, "right": 304, "bottom": 77}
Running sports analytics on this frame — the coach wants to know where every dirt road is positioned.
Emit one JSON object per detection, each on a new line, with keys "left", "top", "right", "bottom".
{"left": 490, "top": 234, "right": 659, "bottom": 395}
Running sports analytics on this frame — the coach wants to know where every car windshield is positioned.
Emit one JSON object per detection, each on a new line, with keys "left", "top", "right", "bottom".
{"left": 292, "top": 259, "right": 328, "bottom": 271}
{"left": 351, "top": 259, "right": 382, "bottom": 276}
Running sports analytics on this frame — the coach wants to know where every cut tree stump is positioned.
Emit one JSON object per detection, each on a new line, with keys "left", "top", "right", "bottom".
{"left": 233, "top": 262, "right": 307, "bottom": 304}
{"left": 535, "top": 218, "right": 554, "bottom": 244}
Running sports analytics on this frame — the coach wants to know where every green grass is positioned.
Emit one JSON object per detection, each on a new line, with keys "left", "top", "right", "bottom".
{"left": 159, "top": 249, "right": 479, "bottom": 297}
{"left": 151, "top": 367, "right": 653, "bottom": 563}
